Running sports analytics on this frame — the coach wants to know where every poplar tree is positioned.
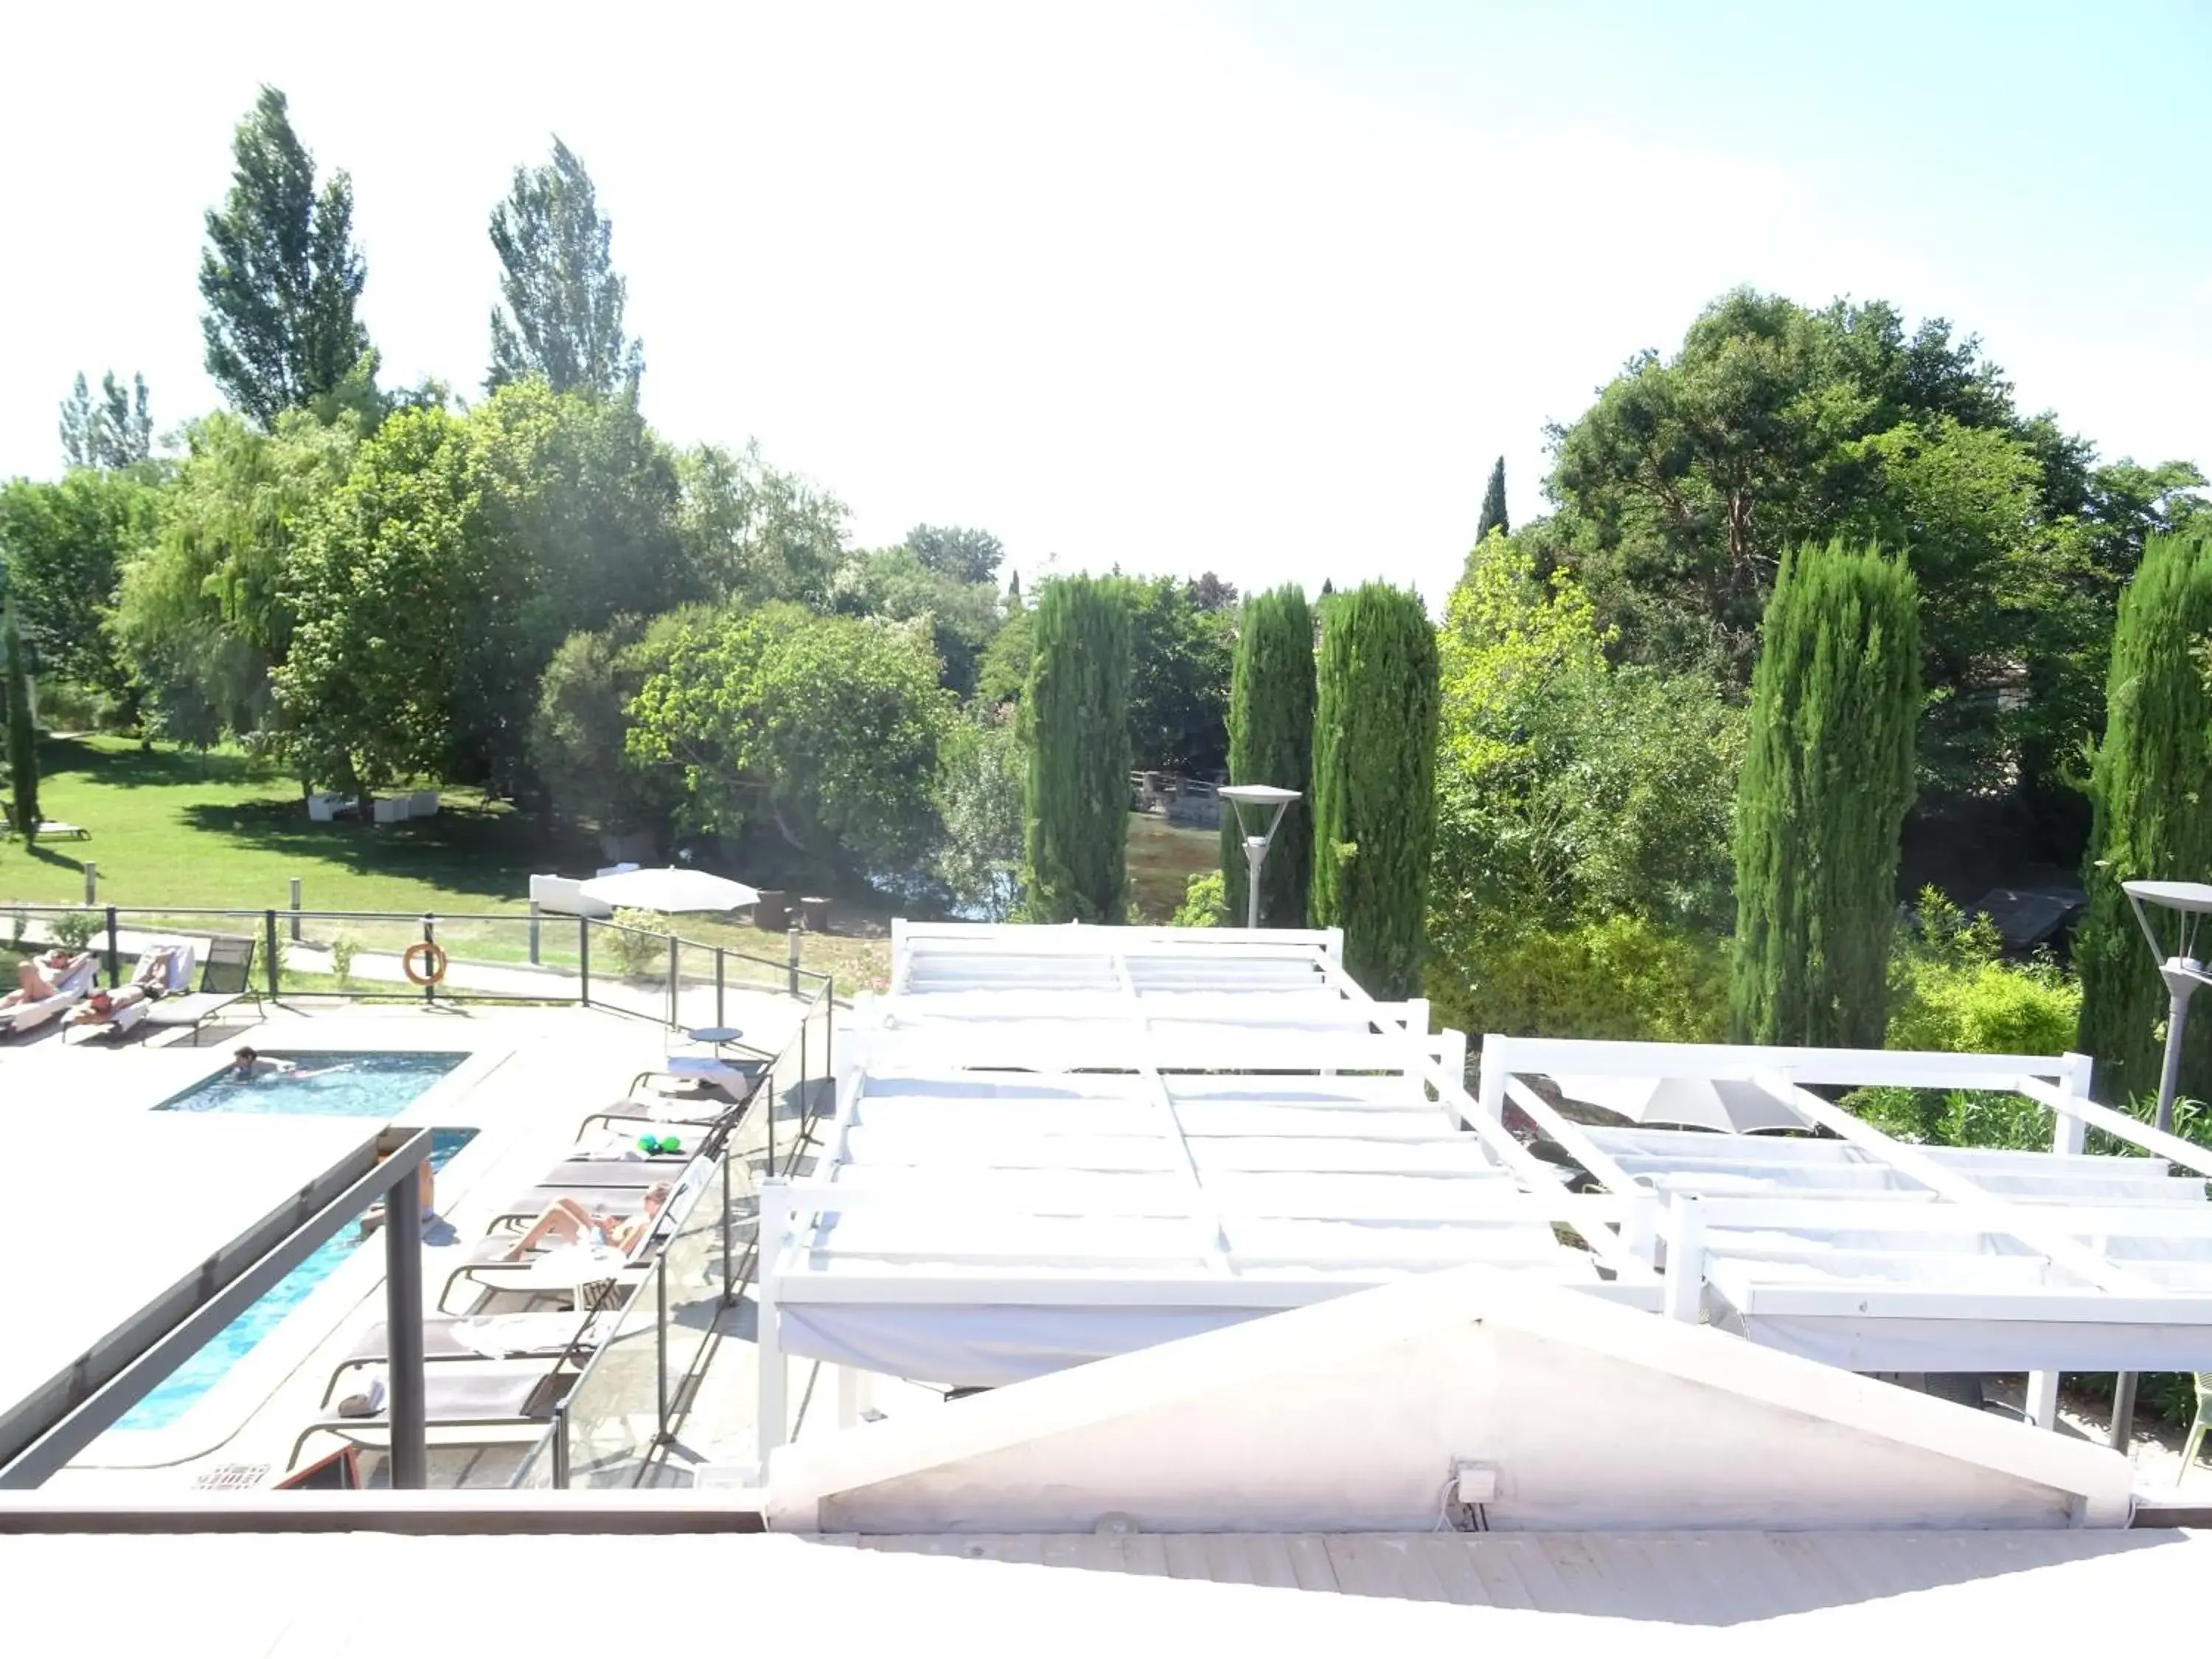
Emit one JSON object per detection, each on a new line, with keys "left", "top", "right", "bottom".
{"left": 1221, "top": 585, "right": 1315, "bottom": 926}
{"left": 1309, "top": 582, "right": 1440, "bottom": 996}
{"left": 2075, "top": 533, "right": 2212, "bottom": 1103}
{"left": 1729, "top": 541, "right": 1920, "bottom": 1046}
{"left": 198, "top": 87, "right": 373, "bottom": 425}
{"left": 1021, "top": 576, "right": 1132, "bottom": 922}
{"left": 487, "top": 139, "right": 643, "bottom": 398}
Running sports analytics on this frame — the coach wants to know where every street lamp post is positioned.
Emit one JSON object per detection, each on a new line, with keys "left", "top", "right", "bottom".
{"left": 2106, "top": 880, "right": 2212, "bottom": 1452}
{"left": 1217, "top": 785, "right": 1302, "bottom": 931}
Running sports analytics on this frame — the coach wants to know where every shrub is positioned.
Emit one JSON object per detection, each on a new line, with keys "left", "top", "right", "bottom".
{"left": 609, "top": 907, "right": 669, "bottom": 979}
{"left": 1172, "top": 870, "right": 1227, "bottom": 928}
{"left": 1850, "top": 891, "right": 2085, "bottom": 1149}
{"left": 330, "top": 932, "right": 359, "bottom": 984}
{"left": 51, "top": 908, "right": 100, "bottom": 952}
{"left": 1426, "top": 914, "right": 1731, "bottom": 1043}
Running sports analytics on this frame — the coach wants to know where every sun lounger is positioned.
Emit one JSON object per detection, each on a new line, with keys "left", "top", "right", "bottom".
{"left": 59, "top": 940, "right": 200, "bottom": 1044}
{"left": 626, "top": 1054, "right": 765, "bottom": 1100}
{"left": 320, "top": 1311, "right": 610, "bottom": 1405}
{"left": 439, "top": 1157, "right": 714, "bottom": 1312}
{"left": 142, "top": 933, "right": 258, "bottom": 1044}
{"left": 538, "top": 1152, "right": 692, "bottom": 1189}
{"left": 577, "top": 1069, "right": 766, "bottom": 1143}
{"left": 287, "top": 1362, "right": 576, "bottom": 1470}
{"left": 0, "top": 799, "right": 88, "bottom": 841}
{"left": 1, "top": 954, "right": 97, "bottom": 1038}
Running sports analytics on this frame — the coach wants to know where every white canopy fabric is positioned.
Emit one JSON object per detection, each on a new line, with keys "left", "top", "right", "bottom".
{"left": 576, "top": 866, "right": 761, "bottom": 914}
{"left": 1486, "top": 1034, "right": 2212, "bottom": 1375}
{"left": 757, "top": 927, "right": 1644, "bottom": 1448}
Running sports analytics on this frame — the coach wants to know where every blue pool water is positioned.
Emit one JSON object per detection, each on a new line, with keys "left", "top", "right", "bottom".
{"left": 122, "top": 1053, "right": 473, "bottom": 1431}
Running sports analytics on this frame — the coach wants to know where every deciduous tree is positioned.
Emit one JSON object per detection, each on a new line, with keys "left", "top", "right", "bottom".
{"left": 199, "top": 87, "right": 374, "bottom": 425}
{"left": 487, "top": 139, "right": 642, "bottom": 398}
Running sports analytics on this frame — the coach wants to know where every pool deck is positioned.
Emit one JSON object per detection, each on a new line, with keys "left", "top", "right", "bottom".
{"left": 0, "top": 987, "right": 813, "bottom": 1492}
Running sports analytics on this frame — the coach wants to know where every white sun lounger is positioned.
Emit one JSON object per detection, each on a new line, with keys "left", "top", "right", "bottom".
{"left": 1, "top": 955, "right": 98, "bottom": 1038}
{"left": 60, "top": 940, "right": 200, "bottom": 1043}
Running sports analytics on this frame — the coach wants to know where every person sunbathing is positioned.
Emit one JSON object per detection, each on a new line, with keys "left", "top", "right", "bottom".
{"left": 2, "top": 950, "right": 93, "bottom": 1008}
{"left": 62, "top": 947, "right": 183, "bottom": 1026}
{"left": 504, "top": 1182, "right": 672, "bottom": 1261}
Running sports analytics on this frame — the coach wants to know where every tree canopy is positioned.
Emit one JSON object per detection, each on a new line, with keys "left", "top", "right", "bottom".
{"left": 60, "top": 372, "right": 153, "bottom": 470}
{"left": 487, "top": 139, "right": 642, "bottom": 399}
{"left": 198, "top": 87, "right": 374, "bottom": 425}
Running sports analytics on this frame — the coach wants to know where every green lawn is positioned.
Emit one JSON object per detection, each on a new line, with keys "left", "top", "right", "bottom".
{"left": 1, "top": 735, "right": 584, "bottom": 916}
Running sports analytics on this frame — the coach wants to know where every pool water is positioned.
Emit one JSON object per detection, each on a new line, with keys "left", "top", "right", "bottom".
{"left": 122, "top": 1052, "right": 474, "bottom": 1431}
{"left": 156, "top": 1051, "right": 469, "bottom": 1117}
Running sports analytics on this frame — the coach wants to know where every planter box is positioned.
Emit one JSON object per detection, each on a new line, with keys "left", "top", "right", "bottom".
{"left": 306, "top": 793, "right": 343, "bottom": 824}
{"left": 408, "top": 790, "right": 439, "bottom": 818}
{"left": 530, "top": 873, "right": 612, "bottom": 919}
{"left": 370, "top": 796, "right": 411, "bottom": 824}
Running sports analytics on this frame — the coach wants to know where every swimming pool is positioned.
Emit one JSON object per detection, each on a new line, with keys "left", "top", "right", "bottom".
{"left": 156, "top": 1051, "right": 469, "bottom": 1117}
{"left": 123, "top": 1052, "right": 474, "bottom": 1431}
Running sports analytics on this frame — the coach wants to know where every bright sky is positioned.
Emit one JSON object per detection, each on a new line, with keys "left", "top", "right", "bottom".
{"left": 7, "top": 1, "right": 2209, "bottom": 606}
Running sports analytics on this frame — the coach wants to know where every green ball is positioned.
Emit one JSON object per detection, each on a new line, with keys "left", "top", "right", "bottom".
{"left": 659, "top": 1136, "right": 681, "bottom": 1155}
{"left": 637, "top": 1135, "right": 661, "bottom": 1155}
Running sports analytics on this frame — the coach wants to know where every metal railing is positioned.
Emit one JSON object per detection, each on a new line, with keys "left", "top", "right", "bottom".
{"left": 1, "top": 902, "right": 827, "bottom": 1023}
{"left": 510, "top": 976, "right": 836, "bottom": 1489}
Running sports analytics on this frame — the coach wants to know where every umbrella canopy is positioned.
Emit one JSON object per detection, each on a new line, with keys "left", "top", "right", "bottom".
{"left": 577, "top": 867, "right": 762, "bottom": 914}
{"left": 1549, "top": 1074, "right": 1807, "bottom": 1135}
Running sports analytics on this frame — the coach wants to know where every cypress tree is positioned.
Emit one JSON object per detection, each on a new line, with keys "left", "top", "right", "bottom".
{"left": 1022, "top": 575, "right": 1132, "bottom": 922}
{"left": 4, "top": 599, "right": 37, "bottom": 845}
{"left": 2075, "top": 533, "right": 2212, "bottom": 1104}
{"left": 1220, "top": 585, "right": 1315, "bottom": 927}
{"left": 1309, "top": 582, "right": 1440, "bottom": 997}
{"left": 1729, "top": 540, "right": 1919, "bottom": 1046}
{"left": 1475, "top": 456, "right": 1509, "bottom": 544}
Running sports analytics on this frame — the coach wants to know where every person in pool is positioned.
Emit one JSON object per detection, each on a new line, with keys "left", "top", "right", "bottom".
{"left": 230, "top": 1046, "right": 347, "bottom": 1080}
{"left": 504, "top": 1182, "right": 672, "bottom": 1261}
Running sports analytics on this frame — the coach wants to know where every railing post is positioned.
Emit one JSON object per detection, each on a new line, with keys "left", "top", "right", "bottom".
{"left": 83, "top": 860, "right": 97, "bottom": 906}
{"left": 667, "top": 933, "right": 679, "bottom": 1029}
{"left": 421, "top": 914, "right": 436, "bottom": 1004}
{"left": 787, "top": 925, "right": 800, "bottom": 996}
{"left": 551, "top": 1399, "right": 571, "bottom": 1489}
{"left": 579, "top": 917, "right": 591, "bottom": 1008}
{"left": 263, "top": 909, "right": 280, "bottom": 998}
{"left": 288, "top": 877, "right": 302, "bottom": 943}
{"left": 655, "top": 1254, "right": 672, "bottom": 1442}
{"left": 715, "top": 947, "right": 726, "bottom": 1028}
{"left": 529, "top": 900, "right": 541, "bottom": 967}
{"left": 824, "top": 975, "right": 833, "bottom": 1082}
{"left": 720, "top": 1141, "right": 734, "bottom": 1306}
{"left": 104, "top": 906, "right": 119, "bottom": 990}
{"left": 1663, "top": 1195, "right": 1704, "bottom": 1324}
{"left": 383, "top": 1150, "right": 428, "bottom": 1490}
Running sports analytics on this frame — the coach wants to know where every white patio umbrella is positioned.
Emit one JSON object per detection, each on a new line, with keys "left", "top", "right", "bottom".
{"left": 577, "top": 866, "right": 762, "bottom": 914}
{"left": 1549, "top": 1074, "right": 1807, "bottom": 1135}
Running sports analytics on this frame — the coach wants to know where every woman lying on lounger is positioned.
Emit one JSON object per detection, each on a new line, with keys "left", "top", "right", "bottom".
{"left": 1, "top": 950, "right": 94, "bottom": 1008}
{"left": 62, "top": 946, "right": 184, "bottom": 1026}
{"left": 504, "top": 1181, "right": 672, "bottom": 1261}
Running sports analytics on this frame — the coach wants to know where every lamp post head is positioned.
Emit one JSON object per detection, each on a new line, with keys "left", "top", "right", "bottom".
{"left": 2122, "top": 879, "right": 2212, "bottom": 968}
{"left": 1218, "top": 784, "right": 1301, "bottom": 841}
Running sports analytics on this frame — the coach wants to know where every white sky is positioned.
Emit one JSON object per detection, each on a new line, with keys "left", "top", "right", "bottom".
{"left": 6, "top": 1, "right": 2208, "bottom": 607}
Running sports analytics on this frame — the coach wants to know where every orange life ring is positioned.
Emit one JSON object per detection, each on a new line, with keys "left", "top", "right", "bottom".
{"left": 401, "top": 942, "right": 449, "bottom": 986}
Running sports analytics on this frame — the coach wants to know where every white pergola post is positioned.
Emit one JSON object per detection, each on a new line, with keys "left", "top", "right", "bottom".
{"left": 757, "top": 1178, "right": 790, "bottom": 1475}
{"left": 1663, "top": 1195, "right": 1705, "bottom": 1323}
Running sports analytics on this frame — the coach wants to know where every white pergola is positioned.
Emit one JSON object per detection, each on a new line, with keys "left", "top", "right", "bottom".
{"left": 756, "top": 925, "right": 1650, "bottom": 1467}
{"left": 1482, "top": 1034, "right": 2212, "bottom": 1427}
